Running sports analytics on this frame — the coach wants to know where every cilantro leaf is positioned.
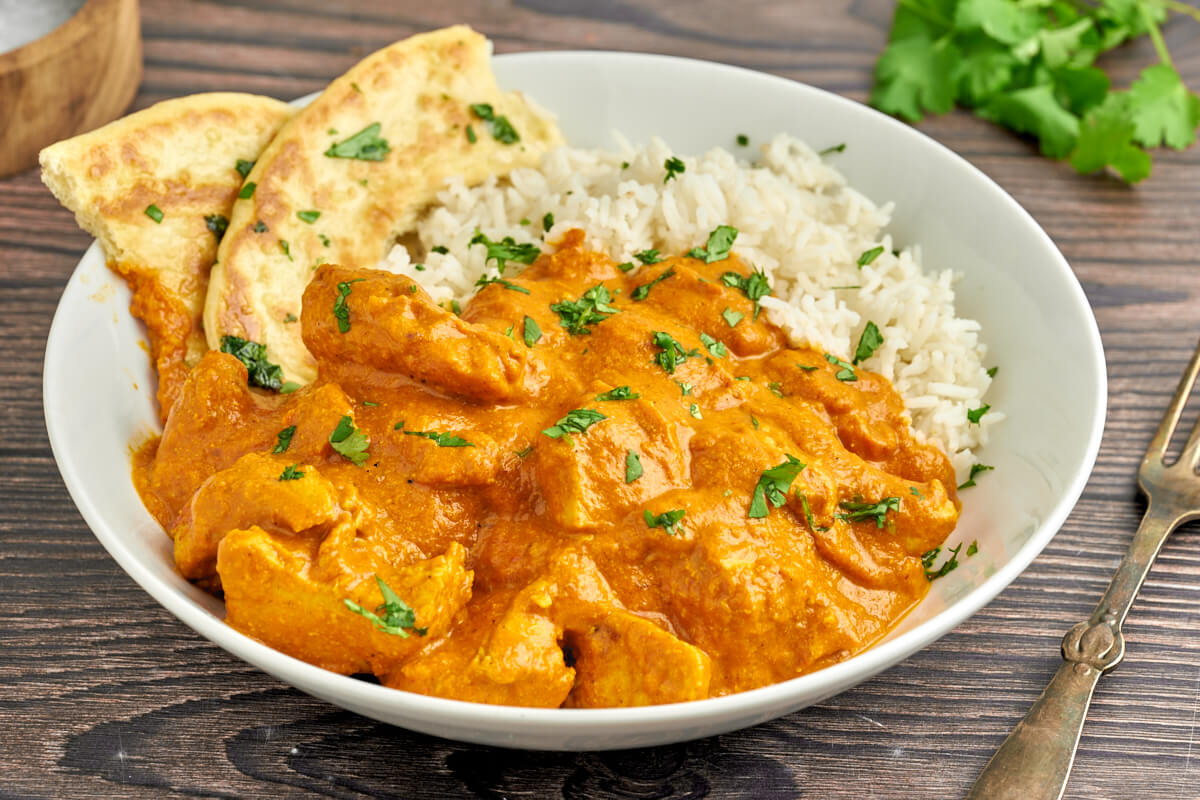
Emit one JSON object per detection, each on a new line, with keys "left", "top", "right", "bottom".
{"left": 836, "top": 496, "right": 901, "bottom": 528}
{"left": 643, "top": 508, "right": 686, "bottom": 535}
{"left": 403, "top": 429, "right": 474, "bottom": 447}
{"left": 748, "top": 455, "right": 805, "bottom": 519}
{"left": 272, "top": 425, "right": 296, "bottom": 454}
{"left": 651, "top": 331, "right": 699, "bottom": 374}
{"left": 824, "top": 353, "right": 857, "bottom": 382}
{"left": 687, "top": 225, "right": 739, "bottom": 263}
{"left": 1070, "top": 92, "right": 1152, "bottom": 182}
{"left": 958, "top": 462, "right": 995, "bottom": 490}
{"left": 343, "top": 575, "right": 427, "bottom": 638}
{"left": 625, "top": 450, "right": 643, "bottom": 484}
{"left": 853, "top": 321, "right": 884, "bottom": 364}
{"left": 967, "top": 404, "right": 991, "bottom": 423}
{"left": 595, "top": 386, "right": 639, "bottom": 401}
{"left": 869, "top": 36, "right": 961, "bottom": 122}
{"left": 220, "top": 335, "right": 284, "bottom": 391}
{"left": 721, "top": 307, "right": 744, "bottom": 327}
{"left": 332, "top": 278, "right": 365, "bottom": 333}
{"left": 699, "top": 332, "right": 727, "bottom": 358}
{"left": 522, "top": 316, "right": 542, "bottom": 347}
{"left": 550, "top": 284, "right": 620, "bottom": 335}
{"left": 663, "top": 156, "right": 686, "bottom": 183}
{"left": 631, "top": 267, "right": 676, "bottom": 301}
{"left": 475, "top": 275, "right": 531, "bottom": 295}
{"left": 278, "top": 464, "right": 304, "bottom": 481}
{"left": 922, "top": 542, "right": 964, "bottom": 581}
{"left": 325, "top": 123, "right": 391, "bottom": 161}
{"left": 543, "top": 408, "right": 606, "bottom": 440}
{"left": 329, "top": 415, "right": 370, "bottom": 465}
{"left": 1128, "top": 63, "right": 1200, "bottom": 150}
{"left": 469, "top": 232, "right": 540, "bottom": 274}
{"left": 979, "top": 84, "right": 1080, "bottom": 158}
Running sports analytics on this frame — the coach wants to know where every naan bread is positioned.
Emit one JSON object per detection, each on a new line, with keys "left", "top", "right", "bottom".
{"left": 40, "top": 93, "right": 294, "bottom": 418}
{"left": 204, "top": 25, "right": 563, "bottom": 385}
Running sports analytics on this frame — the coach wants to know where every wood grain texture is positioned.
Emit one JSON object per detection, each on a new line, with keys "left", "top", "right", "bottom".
{"left": 2, "top": 1, "right": 1199, "bottom": 798}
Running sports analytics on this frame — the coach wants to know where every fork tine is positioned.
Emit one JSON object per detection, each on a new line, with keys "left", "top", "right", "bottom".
{"left": 1145, "top": 337, "right": 1200, "bottom": 465}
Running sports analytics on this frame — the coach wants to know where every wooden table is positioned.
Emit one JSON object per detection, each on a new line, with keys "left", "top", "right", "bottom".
{"left": 3, "top": 2, "right": 1198, "bottom": 797}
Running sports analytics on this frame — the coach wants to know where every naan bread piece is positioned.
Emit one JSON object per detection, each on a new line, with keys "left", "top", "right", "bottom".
{"left": 204, "top": 25, "right": 563, "bottom": 385}
{"left": 39, "top": 93, "right": 294, "bottom": 419}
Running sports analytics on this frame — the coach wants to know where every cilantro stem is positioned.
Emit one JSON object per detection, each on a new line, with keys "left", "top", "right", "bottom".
{"left": 1141, "top": 4, "right": 1174, "bottom": 68}
{"left": 895, "top": 0, "right": 951, "bottom": 29}
{"left": 1160, "top": 0, "right": 1200, "bottom": 24}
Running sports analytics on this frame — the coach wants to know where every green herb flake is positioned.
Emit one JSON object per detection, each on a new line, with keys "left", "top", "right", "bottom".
{"left": 297, "top": 210, "right": 321, "bottom": 224}
{"left": 272, "top": 425, "right": 297, "bottom": 454}
{"left": 343, "top": 575, "right": 427, "bottom": 638}
{"left": 824, "top": 353, "right": 857, "bottom": 381}
{"left": 797, "top": 364, "right": 818, "bottom": 372}
{"left": 204, "top": 214, "right": 229, "bottom": 239}
{"left": 967, "top": 540, "right": 979, "bottom": 557}
{"left": 466, "top": 124, "right": 477, "bottom": 144}
{"left": 631, "top": 267, "right": 676, "bottom": 301}
{"left": 819, "top": 143, "right": 846, "bottom": 155}
{"left": 362, "top": 401, "right": 378, "bottom": 407}
{"left": 144, "top": 204, "right": 164, "bottom": 223}
{"left": 333, "top": 278, "right": 365, "bottom": 333}
{"left": 958, "top": 463, "right": 995, "bottom": 490}
{"left": 768, "top": 382, "right": 784, "bottom": 398}
{"left": 278, "top": 463, "right": 304, "bottom": 481}
{"left": 721, "top": 307, "right": 744, "bottom": 328}
{"left": 643, "top": 508, "right": 686, "bottom": 536}
{"left": 699, "top": 332, "right": 727, "bottom": 358}
{"left": 239, "top": 182, "right": 256, "bottom": 199}
{"left": 469, "top": 231, "right": 540, "bottom": 274}
{"left": 750, "top": 415, "right": 760, "bottom": 430}
{"left": 987, "top": 366, "right": 999, "bottom": 378}
{"left": 857, "top": 246, "right": 884, "bottom": 268}
{"left": 522, "top": 315, "right": 542, "bottom": 348}
{"left": 542, "top": 408, "right": 607, "bottom": 440}
{"left": 551, "top": 285, "right": 620, "bottom": 335}
{"left": 279, "top": 239, "right": 293, "bottom": 261}
{"left": 542, "top": 212, "right": 554, "bottom": 233}
{"left": 469, "top": 102, "right": 520, "bottom": 144}
{"left": 595, "top": 386, "right": 639, "bottom": 402}
{"left": 328, "top": 415, "right": 370, "bottom": 465}
{"left": 688, "top": 403, "right": 703, "bottom": 419}
{"left": 283, "top": 313, "right": 298, "bottom": 323}
{"left": 475, "top": 275, "right": 531, "bottom": 295}
{"left": 836, "top": 496, "right": 900, "bottom": 528}
{"left": 515, "top": 446, "right": 534, "bottom": 458}
{"left": 325, "top": 122, "right": 390, "bottom": 161}
{"left": 253, "top": 220, "right": 268, "bottom": 233}
{"left": 431, "top": 245, "right": 449, "bottom": 255}
{"left": 922, "top": 543, "right": 964, "bottom": 582}
{"left": 220, "top": 335, "right": 284, "bottom": 391}
{"left": 853, "top": 321, "right": 884, "bottom": 364}
{"left": 688, "top": 225, "right": 739, "bottom": 264}
{"left": 798, "top": 492, "right": 828, "bottom": 531}
{"left": 736, "top": 134, "right": 750, "bottom": 146}
{"left": 635, "top": 249, "right": 662, "bottom": 265}
{"left": 749, "top": 455, "right": 806, "bottom": 519}
{"left": 677, "top": 381, "right": 692, "bottom": 396}
{"left": 663, "top": 156, "right": 686, "bottom": 183}
{"left": 651, "top": 330, "right": 699, "bottom": 374}
{"left": 280, "top": 381, "right": 301, "bottom": 394}
{"left": 403, "top": 429, "right": 475, "bottom": 447}
{"left": 910, "top": 486, "right": 923, "bottom": 498}
{"left": 617, "top": 262, "right": 636, "bottom": 273}
{"left": 235, "top": 159, "right": 255, "bottom": 178}
{"left": 319, "top": 233, "right": 331, "bottom": 247}
{"left": 967, "top": 404, "right": 991, "bottom": 424}
{"left": 625, "top": 450, "right": 643, "bottom": 484}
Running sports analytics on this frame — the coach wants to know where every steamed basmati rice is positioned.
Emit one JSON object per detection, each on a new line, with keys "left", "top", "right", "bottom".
{"left": 379, "top": 133, "right": 1001, "bottom": 478}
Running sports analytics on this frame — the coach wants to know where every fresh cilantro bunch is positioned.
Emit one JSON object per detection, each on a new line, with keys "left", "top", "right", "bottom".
{"left": 869, "top": 0, "right": 1200, "bottom": 181}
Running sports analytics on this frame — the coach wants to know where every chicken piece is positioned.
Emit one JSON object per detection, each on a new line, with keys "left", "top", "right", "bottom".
{"left": 173, "top": 453, "right": 346, "bottom": 581}
{"left": 302, "top": 265, "right": 527, "bottom": 403}
{"left": 218, "top": 527, "right": 471, "bottom": 676}
{"left": 534, "top": 389, "right": 691, "bottom": 530}
{"left": 564, "top": 608, "right": 712, "bottom": 707}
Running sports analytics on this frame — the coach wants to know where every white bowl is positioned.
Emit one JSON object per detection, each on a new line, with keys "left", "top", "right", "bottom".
{"left": 43, "top": 50, "right": 1106, "bottom": 751}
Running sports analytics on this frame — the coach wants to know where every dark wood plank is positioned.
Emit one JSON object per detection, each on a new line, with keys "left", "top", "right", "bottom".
{"left": 2, "top": 1, "right": 1199, "bottom": 798}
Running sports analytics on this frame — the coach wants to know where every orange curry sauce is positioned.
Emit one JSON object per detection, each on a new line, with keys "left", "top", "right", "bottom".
{"left": 133, "top": 229, "right": 959, "bottom": 707}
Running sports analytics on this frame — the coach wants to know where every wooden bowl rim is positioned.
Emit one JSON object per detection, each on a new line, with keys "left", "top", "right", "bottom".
{"left": 0, "top": 0, "right": 131, "bottom": 71}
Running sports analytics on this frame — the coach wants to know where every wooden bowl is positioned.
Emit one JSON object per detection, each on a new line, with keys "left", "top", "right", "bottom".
{"left": 0, "top": 0, "right": 142, "bottom": 178}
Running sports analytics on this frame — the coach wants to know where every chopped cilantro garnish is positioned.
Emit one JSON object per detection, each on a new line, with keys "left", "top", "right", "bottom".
{"left": 721, "top": 307, "right": 744, "bottom": 327}
{"left": 699, "top": 332, "right": 727, "bottom": 358}
{"left": 469, "top": 232, "right": 540, "bottom": 274}
{"left": 204, "top": 213, "right": 228, "bottom": 239}
{"left": 595, "top": 386, "right": 639, "bottom": 401}
{"left": 797, "top": 364, "right": 818, "bottom": 372}
{"left": 922, "top": 543, "right": 964, "bottom": 582}
{"left": 144, "top": 204, "right": 163, "bottom": 223}
{"left": 987, "top": 366, "right": 999, "bottom": 378}
{"left": 967, "top": 540, "right": 979, "bottom": 557}
{"left": 836, "top": 496, "right": 901, "bottom": 528}
{"left": 550, "top": 285, "right": 620, "bottom": 335}
{"left": 651, "top": 330, "right": 698, "bottom": 374}
{"left": 239, "top": 182, "right": 256, "bottom": 199}
{"left": 736, "top": 133, "right": 750, "bottom": 146}
{"left": 522, "top": 316, "right": 542, "bottom": 347}
{"left": 449, "top": 299, "right": 462, "bottom": 315}
{"left": 677, "top": 381, "right": 692, "bottom": 396}
{"left": 688, "top": 403, "right": 703, "bottom": 419}
{"left": 819, "top": 143, "right": 846, "bottom": 155}
{"left": 272, "top": 425, "right": 296, "bottom": 454}
{"left": 283, "top": 313, "right": 298, "bottom": 323}
{"left": 220, "top": 335, "right": 283, "bottom": 391}
{"left": 663, "top": 156, "right": 686, "bottom": 183}
{"left": 329, "top": 415, "right": 370, "bottom": 465}
{"left": 235, "top": 159, "right": 255, "bottom": 178}
{"left": 719, "top": 267, "right": 771, "bottom": 319}
{"left": 362, "top": 401, "right": 378, "bottom": 407}
{"left": 910, "top": 486, "right": 923, "bottom": 497}
{"left": 279, "top": 239, "right": 293, "bottom": 261}
{"left": 297, "top": 210, "right": 321, "bottom": 224}
{"left": 431, "top": 245, "right": 449, "bottom": 255}
{"left": 798, "top": 492, "right": 828, "bottom": 531}
{"left": 857, "top": 246, "right": 884, "bottom": 268}
{"left": 643, "top": 508, "right": 686, "bottom": 535}
{"left": 958, "top": 463, "right": 994, "bottom": 490}
{"left": 279, "top": 463, "right": 304, "bottom": 481}
{"left": 750, "top": 415, "right": 760, "bottom": 430}
{"left": 634, "top": 249, "right": 662, "bottom": 265}
{"left": 333, "top": 278, "right": 365, "bottom": 333}
{"left": 466, "top": 124, "right": 477, "bottom": 144}
{"left": 542, "top": 212, "right": 554, "bottom": 233}
{"left": 625, "top": 450, "right": 643, "bottom": 484}
{"left": 515, "top": 446, "right": 534, "bottom": 458}
{"left": 280, "top": 381, "right": 301, "bottom": 394}
{"left": 325, "top": 122, "right": 390, "bottom": 161}
{"left": 343, "top": 575, "right": 427, "bottom": 638}
{"left": 853, "top": 321, "right": 884, "bottom": 364}
{"left": 469, "top": 103, "right": 520, "bottom": 144}
{"left": 617, "top": 262, "right": 636, "bottom": 272}
{"left": 404, "top": 429, "right": 474, "bottom": 447}
{"left": 631, "top": 267, "right": 675, "bottom": 301}
{"left": 475, "top": 275, "right": 531, "bottom": 295}
{"left": 253, "top": 220, "right": 268, "bottom": 233}
{"left": 688, "top": 225, "right": 739, "bottom": 263}
{"left": 768, "top": 382, "right": 785, "bottom": 397}
{"left": 543, "top": 408, "right": 607, "bottom": 440}
{"left": 319, "top": 233, "right": 331, "bottom": 247}
{"left": 967, "top": 404, "right": 991, "bottom": 424}
{"left": 824, "top": 353, "right": 857, "bottom": 381}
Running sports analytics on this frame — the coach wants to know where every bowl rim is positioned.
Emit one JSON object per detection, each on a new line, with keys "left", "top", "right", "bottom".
{"left": 42, "top": 48, "right": 1108, "bottom": 739}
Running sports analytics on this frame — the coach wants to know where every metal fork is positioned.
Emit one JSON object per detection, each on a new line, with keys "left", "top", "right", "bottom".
{"left": 966, "top": 339, "right": 1200, "bottom": 800}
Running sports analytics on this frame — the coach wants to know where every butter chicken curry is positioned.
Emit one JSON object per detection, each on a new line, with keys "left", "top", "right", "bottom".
{"left": 135, "top": 229, "right": 960, "bottom": 707}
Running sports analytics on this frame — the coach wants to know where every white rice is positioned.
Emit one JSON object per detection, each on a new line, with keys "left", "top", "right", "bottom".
{"left": 379, "top": 133, "right": 1001, "bottom": 478}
